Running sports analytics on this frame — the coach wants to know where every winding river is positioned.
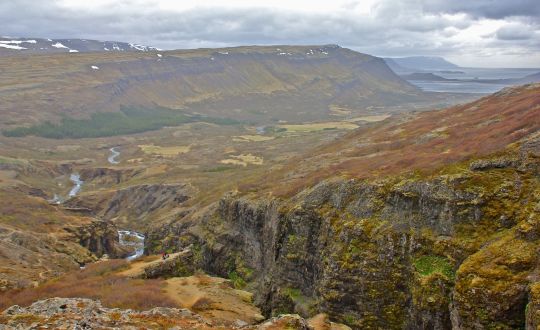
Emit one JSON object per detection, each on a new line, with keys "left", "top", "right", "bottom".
{"left": 118, "top": 230, "right": 145, "bottom": 261}
{"left": 108, "top": 147, "right": 120, "bottom": 164}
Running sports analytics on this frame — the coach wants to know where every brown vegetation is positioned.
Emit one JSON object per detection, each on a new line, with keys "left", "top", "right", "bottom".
{"left": 255, "top": 84, "right": 540, "bottom": 196}
{"left": 0, "top": 260, "right": 177, "bottom": 311}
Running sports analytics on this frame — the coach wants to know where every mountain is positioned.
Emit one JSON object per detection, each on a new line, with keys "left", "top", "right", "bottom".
{"left": 400, "top": 72, "right": 452, "bottom": 81}
{"left": 0, "top": 37, "right": 159, "bottom": 55}
{"left": 384, "top": 56, "right": 460, "bottom": 71}
{"left": 0, "top": 45, "right": 436, "bottom": 132}
{"left": 383, "top": 57, "right": 411, "bottom": 72}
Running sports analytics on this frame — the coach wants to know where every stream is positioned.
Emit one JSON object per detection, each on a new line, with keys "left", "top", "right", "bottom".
{"left": 108, "top": 147, "right": 120, "bottom": 164}
{"left": 118, "top": 230, "right": 145, "bottom": 261}
{"left": 68, "top": 174, "right": 83, "bottom": 198}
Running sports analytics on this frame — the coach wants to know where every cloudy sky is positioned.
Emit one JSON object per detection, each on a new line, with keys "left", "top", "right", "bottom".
{"left": 1, "top": 0, "right": 539, "bottom": 67}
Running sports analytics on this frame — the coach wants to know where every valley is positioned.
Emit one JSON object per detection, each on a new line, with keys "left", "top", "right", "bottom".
{"left": 0, "top": 42, "right": 539, "bottom": 330}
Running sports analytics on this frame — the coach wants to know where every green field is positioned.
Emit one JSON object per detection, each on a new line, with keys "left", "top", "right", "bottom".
{"left": 3, "top": 106, "right": 239, "bottom": 139}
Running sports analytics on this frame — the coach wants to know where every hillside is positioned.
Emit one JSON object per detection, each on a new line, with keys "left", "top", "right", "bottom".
{"left": 0, "top": 45, "right": 448, "bottom": 132}
{"left": 249, "top": 83, "right": 540, "bottom": 196}
{"left": 384, "top": 56, "right": 460, "bottom": 71}
{"left": 0, "top": 37, "right": 158, "bottom": 55}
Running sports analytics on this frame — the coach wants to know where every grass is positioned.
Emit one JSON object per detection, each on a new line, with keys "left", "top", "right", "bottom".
{"left": 347, "top": 114, "right": 391, "bottom": 122}
{"left": 2, "top": 106, "right": 239, "bottom": 139}
{"left": 203, "top": 165, "right": 235, "bottom": 172}
{"left": 0, "top": 156, "right": 26, "bottom": 165}
{"left": 220, "top": 154, "right": 263, "bottom": 166}
{"left": 138, "top": 144, "right": 191, "bottom": 157}
{"left": 277, "top": 121, "right": 358, "bottom": 132}
{"left": 228, "top": 271, "right": 247, "bottom": 289}
{"left": 0, "top": 260, "right": 177, "bottom": 311}
{"left": 413, "top": 255, "right": 455, "bottom": 280}
{"left": 232, "top": 135, "right": 275, "bottom": 142}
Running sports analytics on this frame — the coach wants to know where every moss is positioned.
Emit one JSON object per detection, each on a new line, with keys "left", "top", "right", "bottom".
{"left": 342, "top": 313, "right": 360, "bottom": 327}
{"left": 413, "top": 255, "right": 455, "bottom": 280}
{"left": 228, "top": 271, "right": 247, "bottom": 289}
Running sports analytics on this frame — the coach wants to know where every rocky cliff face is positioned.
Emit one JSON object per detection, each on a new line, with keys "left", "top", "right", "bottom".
{"left": 65, "top": 183, "right": 194, "bottom": 230}
{"left": 147, "top": 134, "right": 540, "bottom": 329}
{"left": 74, "top": 218, "right": 132, "bottom": 259}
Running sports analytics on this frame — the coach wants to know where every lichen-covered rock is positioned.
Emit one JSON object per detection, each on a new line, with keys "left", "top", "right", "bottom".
{"left": 258, "top": 314, "right": 311, "bottom": 329}
{"left": 526, "top": 283, "right": 540, "bottom": 330}
{"left": 0, "top": 297, "right": 211, "bottom": 329}
{"left": 0, "top": 297, "right": 327, "bottom": 329}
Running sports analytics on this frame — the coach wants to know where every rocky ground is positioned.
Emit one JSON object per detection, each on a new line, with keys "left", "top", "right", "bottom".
{"left": 0, "top": 297, "right": 349, "bottom": 330}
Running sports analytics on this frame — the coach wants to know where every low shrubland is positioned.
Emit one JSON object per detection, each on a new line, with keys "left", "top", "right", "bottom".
{"left": 0, "top": 260, "right": 177, "bottom": 311}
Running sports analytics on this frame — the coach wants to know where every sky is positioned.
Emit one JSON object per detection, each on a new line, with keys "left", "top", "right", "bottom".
{"left": 1, "top": 0, "right": 539, "bottom": 67}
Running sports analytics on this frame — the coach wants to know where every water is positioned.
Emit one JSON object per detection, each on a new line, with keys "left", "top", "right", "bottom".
{"left": 68, "top": 174, "right": 83, "bottom": 198}
{"left": 48, "top": 193, "right": 63, "bottom": 204}
{"left": 410, "top": 81, "right": 509, "bottom": 94}
{"left": 108, "top": 147, "right": 120, "bottom": 164}
{"left": 118, "top": 230, "right": 145, "bottom": 261}
{"left": 405, "top": 67, "right": 540, "bottom": 93}
{"left": 435, "top": 67, "right": 539, "bottom": 80}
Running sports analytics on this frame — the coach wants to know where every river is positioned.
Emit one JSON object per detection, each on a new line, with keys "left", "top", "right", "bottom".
{"left": 118, "top": 230, "right": 145, "bottom": 261}
{"left": 68, "top": 174, "right": 83, "bottom": 198}
{"left": 108, "top": 147, "right": 120, "bottom": 164}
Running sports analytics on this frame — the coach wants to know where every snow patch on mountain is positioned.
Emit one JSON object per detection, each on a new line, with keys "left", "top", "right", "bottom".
{"left": 0, "top": 44, "right": 26, "bottom": 50}
{"left": 52, "top": 42, "right": 68, "bottom": 49}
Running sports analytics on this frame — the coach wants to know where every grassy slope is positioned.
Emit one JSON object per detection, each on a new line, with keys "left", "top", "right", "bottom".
{"left": 246, "top": 84, "right": 540, "bottom": 196}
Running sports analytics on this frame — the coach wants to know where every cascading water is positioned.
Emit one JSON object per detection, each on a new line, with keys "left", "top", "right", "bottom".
{"left": 68, "top": 174, "right": 83, "bottom": 198}
{"left": 118, "top": 230, "right": 145, "bottom": 261}
{"left": 108, "top": 147, "right": 120, "bottom": 164}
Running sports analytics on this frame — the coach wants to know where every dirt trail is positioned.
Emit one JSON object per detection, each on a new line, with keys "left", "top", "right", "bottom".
{"left": 117, "top": 253, "right": 179, "bottom": 277}
{"left": 308, "top": 314, "right": 352, "bottom": 330}
{"left": 165, "top": 275, "right": 264, "bottom": 326}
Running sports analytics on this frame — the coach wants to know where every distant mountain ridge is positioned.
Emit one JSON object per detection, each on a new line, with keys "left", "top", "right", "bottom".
{"left": 0, "top": 37, "right": 159, "bottom": 55}
{"left": 384, "top": 56, "right": 460, "bottom": 71}
{"left": 0, "top": 44, "right": 433, "bottom": 128}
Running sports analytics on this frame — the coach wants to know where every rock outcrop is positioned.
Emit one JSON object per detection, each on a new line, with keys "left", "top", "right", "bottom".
{"left": 74, "top": 219, "right": 133, "bottom": 259}
{"left": 0, "top": 297, "right": 324, "bottom": 329}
